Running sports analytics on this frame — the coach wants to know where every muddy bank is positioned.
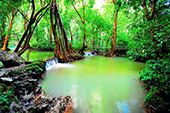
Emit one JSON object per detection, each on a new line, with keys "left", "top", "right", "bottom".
{"left": 0, "top": 61, "right": 73, "bottom": 113}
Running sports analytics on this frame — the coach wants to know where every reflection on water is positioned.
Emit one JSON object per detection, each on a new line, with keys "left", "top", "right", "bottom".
{"left": 116, "top": 100, "right": 129, "bottom": 113}
{"left": 42, "top": 56, "right": 146, "bottom": 113}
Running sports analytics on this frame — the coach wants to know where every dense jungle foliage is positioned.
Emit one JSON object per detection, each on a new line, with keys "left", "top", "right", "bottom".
{"left": 0, "top": 0, "right": 169, "bottom": 112}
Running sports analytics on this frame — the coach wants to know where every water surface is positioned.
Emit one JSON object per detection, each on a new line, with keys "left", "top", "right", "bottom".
{"left": 42, "top": 56, "right": 146, "bottom": 113}
{"left": 21, "top": 50, "right": 53, "bottom": 61}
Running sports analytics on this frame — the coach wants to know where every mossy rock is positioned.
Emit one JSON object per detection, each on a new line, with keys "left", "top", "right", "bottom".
{"left": 3, "top": 61, "right": 45, "bottom": 78}
{"left": 0, "top": 61, "right": 46, "bottom": 112}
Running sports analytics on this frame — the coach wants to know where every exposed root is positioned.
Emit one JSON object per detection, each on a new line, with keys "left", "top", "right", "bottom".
{"left": 103, "top": 49, "right": 116, "bottom": 57}
{"left": 57, "top": 54, "right": 84, "bottom": 63}
{"left": 54, "top": 47, "right": 84, "bottom": 63}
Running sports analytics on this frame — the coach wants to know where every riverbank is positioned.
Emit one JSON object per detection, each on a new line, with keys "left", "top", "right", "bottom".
{"left": 139, "top": 58, "right": 170, "bottom": 113}
{"left": 0, "top": 61, "right": 73, "bottom": 113}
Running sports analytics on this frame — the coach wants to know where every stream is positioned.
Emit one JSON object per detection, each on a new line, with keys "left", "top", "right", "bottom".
{"left": 42, "top": 56, "right": 146, "bottom": 113}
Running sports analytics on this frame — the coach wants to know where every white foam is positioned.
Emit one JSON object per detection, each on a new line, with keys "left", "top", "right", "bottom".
{"left": 46, "top": 63, "right": 75, "bottom": 70}
{"left": 84, "top": 52, "right": 97, "bottom": 57}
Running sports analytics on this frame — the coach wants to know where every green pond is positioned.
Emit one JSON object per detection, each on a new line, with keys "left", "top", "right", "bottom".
{"left": 21, "top": 50, "right": 54, "bottom": 61}
{"left": 42, "top": 56, "right": 146, "bottom": 113}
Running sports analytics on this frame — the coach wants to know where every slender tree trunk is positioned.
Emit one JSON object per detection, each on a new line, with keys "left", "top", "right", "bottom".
{"left": 2, "top": 9, "right": 16, "bottom": 51}
{"left": 82, "top": 0, "right": 86, "bottom": 47}
{"left": 104, "top": 0, "right": 120, "bottom": 57}
{"left": 83, "top": 21, "right": 85, "bottom": 47}
{"left": 14, "top": 0, "right": 35, "bottom": 53}
{"left": 111, "top": 9, "right": 119, "bottom": 54}
{"left": 70, "top": 0, "right": 86, "bottom": 48}
{"left": 50, "top": 25, "right": 53, "bottom": 44}
{"left": 92, "top": 30, "right": 95, "bottom": 52}
{"left": 14, "top": 23, "right": 31, "bottom": 52}
{"left": 69, "top": 27, "right": 73, "bottom": 46}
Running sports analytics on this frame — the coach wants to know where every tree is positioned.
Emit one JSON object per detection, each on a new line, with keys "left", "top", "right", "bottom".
{"left": 14, "top": 0, "right": 50, "bottom": 56}
{"left": 104, "top": 0, "right": 121, "bottom": 57}
{"left": 2, "top": 9, "right": 17, "bottom": 51}
{"left": 69, "top": 0, "right": 86, "bottom": 48}
{"left": 50, "top": 0, "right": 83, "bottom": 62}
{"left": 0, "top": 0, "right": 22, "bottom": 50}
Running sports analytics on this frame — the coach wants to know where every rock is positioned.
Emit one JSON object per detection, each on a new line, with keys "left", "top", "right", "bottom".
{"left": 9, "top": 102, "right": 22, "bottom": 113}
{"left": 0, "top": 51, "right": 25, "bottom": 68}
{"left": 27, "top": 79, "right": 37, "bottom": 82}
{"left": 0, "top": 77, "right": 13, "bottom": 82}
{"left": 0, "top": 61, "right": 47, "bottom": 113}
{"left": 0, "top": 70, "right": 7, "bottom": 77}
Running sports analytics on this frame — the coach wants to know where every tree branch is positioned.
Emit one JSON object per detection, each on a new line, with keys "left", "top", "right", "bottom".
{"left": 1, "top": 0, "right": 29, "bottom": 22}
{"left": 69, "top": 0, "right": 84, "bottom": 23}
{"left": 147, "top": 0, "right": 157, "bottom": 21}
{"left": 33, "top": 2, "right": 50, "bottom": 20}
{"left": 142, "top": 0, "right": 158, "bottom": 21}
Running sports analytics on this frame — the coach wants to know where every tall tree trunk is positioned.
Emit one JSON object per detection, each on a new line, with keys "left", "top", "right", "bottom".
{"left": 50, "top": 0, "right": 83, "bottom": 62}
{"left": 111, "top": 8, "right": 119, "bottom": 54}
{"left": 83, "top": 22, "right": 85, "bottom": 47}
{"left": 70, "top": 0, "right": 86, "bottom": 48}
{"left": 50, "top": 25, "right": 53, "bottom": 44}
{"left": 82, "top": 0, "right": 86, "bottom": 47}
{"left": 104, "top": 0, "right": 120, "bottom": 57}
{"left": 2, "top": 9, "right": 16, "bottom": 51}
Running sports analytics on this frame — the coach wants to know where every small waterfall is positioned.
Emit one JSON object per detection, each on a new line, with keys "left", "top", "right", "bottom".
{"left": 45, "top": 58, "right": 58, "bottom": 69}
{"left": 45, "top": 58, "right": 75, "bottom": 70}
{"left": 84, "top": 52, "right": 97, "bottom": 57}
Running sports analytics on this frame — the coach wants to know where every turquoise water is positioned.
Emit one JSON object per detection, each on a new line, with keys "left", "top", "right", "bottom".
{"left": 42, "top": 56, "right": 146, "bottom": 113}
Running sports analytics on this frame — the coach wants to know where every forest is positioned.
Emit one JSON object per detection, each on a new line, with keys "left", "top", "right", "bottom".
{"left": 0, "top": 0, "right": 169, "bottom": 113}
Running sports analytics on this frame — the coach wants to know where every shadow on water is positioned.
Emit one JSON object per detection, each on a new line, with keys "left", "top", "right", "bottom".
{"left": 41, "top": 56, "right": 146, "bottom": 113}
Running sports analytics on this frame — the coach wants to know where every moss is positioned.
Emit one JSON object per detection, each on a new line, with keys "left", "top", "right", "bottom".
{"left": 4, "top": 61, "right": 45, "bottom": 77}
